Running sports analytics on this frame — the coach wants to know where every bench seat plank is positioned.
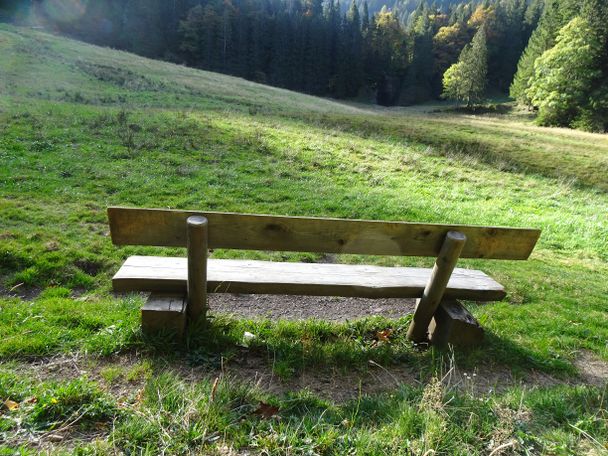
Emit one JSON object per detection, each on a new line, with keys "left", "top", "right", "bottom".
{"left": 113, "top": 256, "right": 506, "bottom": 301}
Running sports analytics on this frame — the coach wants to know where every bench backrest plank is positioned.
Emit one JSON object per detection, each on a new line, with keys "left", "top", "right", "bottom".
{"left": 107, "top": 207, "right": 540, "bottom": 260}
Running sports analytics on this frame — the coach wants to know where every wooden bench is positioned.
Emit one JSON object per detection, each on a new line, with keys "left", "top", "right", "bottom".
{"left": 108, "top": 207, "right": 540, "bottom": 345}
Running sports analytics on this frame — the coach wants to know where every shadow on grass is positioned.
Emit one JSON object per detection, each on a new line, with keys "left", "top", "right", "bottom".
{"left": 291, "top": 110, "right": 607, "bottom": 192}
{"left": 137, "top": 315, "right": 575, "bottom": 386}
{"left": 438, "top": 103, "right": 515, "bottom": 115}
{"left": 0, "top": 290, "right": 573, "bottom": 385}
{"left": 453, "top": 331, "right": 575, "bottom": 376}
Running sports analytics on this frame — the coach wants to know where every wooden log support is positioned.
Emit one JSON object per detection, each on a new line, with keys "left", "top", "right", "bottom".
{"left": 407, "top": 231, "right": 467, "bottom": 343}
{"left": 141, "top": 293, "right": 186, "bottom": 338}
{"left": 187, "top": 215, "right": 208, "bottom": 322}
{"left": 428, "top": 299, "right": 484, "bottom": 347}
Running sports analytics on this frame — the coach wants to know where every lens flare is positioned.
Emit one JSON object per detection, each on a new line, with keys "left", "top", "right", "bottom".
{"left": 41, "top": 0, "right": 86, "bottom": 23}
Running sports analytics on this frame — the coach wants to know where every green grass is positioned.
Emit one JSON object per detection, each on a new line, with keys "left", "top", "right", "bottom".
{"left": 0, "top": 24, "right": 607, "bottom": 454}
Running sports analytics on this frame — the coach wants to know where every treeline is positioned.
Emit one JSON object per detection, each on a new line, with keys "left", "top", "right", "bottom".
{"left": 12, "top": 0, "right": 541, "bottom": 106}
{"left": 511, "top": 0, "right": 608, "bottom": 131}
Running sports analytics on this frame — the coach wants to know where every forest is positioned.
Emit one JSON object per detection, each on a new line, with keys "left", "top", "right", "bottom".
{"left": 3, "top": 0, "right": 608, "bottom": 131}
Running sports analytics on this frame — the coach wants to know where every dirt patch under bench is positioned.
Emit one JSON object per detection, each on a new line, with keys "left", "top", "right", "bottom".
{"left": 207, "top": 293, "right": 417, "bottom": 322}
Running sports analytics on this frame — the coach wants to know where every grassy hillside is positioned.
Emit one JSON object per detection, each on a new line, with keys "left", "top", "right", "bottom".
{"left": 1, "top": 24, "right": 607, "bottom": 454}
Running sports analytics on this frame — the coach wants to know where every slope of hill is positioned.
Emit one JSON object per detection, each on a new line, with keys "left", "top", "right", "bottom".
{"left": 0, "top": 24, "right": 367, "bottom": 115}
{"left": 1, "top": 24, "right": 607, "bottom": 454}
{"left": 2, "top": 24, "right": 606, "bottom": 190}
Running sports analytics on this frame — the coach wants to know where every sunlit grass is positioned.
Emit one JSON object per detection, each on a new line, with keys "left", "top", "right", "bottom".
{"left": 0, "top": 23, "right": 607, "bottom": 454}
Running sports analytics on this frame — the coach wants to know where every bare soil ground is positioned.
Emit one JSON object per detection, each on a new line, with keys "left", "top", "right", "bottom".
{"left": 574, "top": 350, "right": 608, "bottom": 387}
{"left": 6, "top": 348, "right": 607, "bottom": 408}
{"left": 0, "top": 289, "right": 417, "bottom": 321}
{"left": 4, "top": 347, "right": 606, "bottom": 451}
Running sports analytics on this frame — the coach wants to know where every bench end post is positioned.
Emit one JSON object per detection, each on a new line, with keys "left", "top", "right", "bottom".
{"left": 187, "top": 215, "right": 209, "bottom": 323}
{"left": 407, "top": 230, "right": 466, "bottom": 343}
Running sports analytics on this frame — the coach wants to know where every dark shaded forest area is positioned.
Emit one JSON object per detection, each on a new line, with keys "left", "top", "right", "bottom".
{"left": 3, "top": 0, "right": 541, "bottom": 105}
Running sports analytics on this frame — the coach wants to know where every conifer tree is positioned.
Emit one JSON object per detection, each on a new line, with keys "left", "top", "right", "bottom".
{"left": 17, "top": 0, "right": 586, "bottom": 108}
{"left": 342, "top": 0, "right": 363, "bottom": 96}
{"left": 179, "top": 4, "right": 205, "bottom": 66}
{"left": 442, "top": 25, "right": 487, "bottom": 107}
{"left": 361, "top": 1, "right": 370, "bottom": 34}
{"left": 402, "top": 6, "right": 434, "bottom": 103}
{"left": 524, "top": 0, "right": 544, "bottom": 36}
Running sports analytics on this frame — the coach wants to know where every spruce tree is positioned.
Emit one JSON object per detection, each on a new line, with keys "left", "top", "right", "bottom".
{"left": 361, "top": 1, "right": 370, "bottom": 34}
{"left": 442, "top": 25, "right": 487, "bottom": 107}
{"left": 335, "top": 2, "right": 363, "bottom": 98}
{"left": 402, "top": 7, "right": 434, "bottom": 104}
{"left": 122, "top": 0, "right": 166, "bottom": 57}
{"left": 179, "top": 5, "right": 205, "bottom": 66}
{"left": 523, "top": 0, "right": 544, "bottom": 36}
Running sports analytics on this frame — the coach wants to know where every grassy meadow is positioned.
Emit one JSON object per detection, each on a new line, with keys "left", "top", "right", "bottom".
{"left": 1, "top": 24, "right": 607, "bottom": 454}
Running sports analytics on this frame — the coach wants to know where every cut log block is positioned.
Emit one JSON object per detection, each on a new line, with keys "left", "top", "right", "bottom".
{"left": 141, "top": 293, "right": 186, "bottom": 338}
{"left": 428, "top": 299, "right": 484, "bottom": 347}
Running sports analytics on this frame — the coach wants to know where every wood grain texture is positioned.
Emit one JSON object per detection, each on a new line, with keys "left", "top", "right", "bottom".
{"left": 428, "top": 299, "right": 484, "bottom": 347}
{"left": 141, "top": 293, "right": 186, "bottom": 337}
{"left": 113, "top": 256, "right": 506, "bottom": 301}
{"left": 407, "top": 231, "right": 467, "bottom": 342}
{"left": 107, "top": 207, "right": 540, "bottom": 260}
{"left": 187, "top": 216, "right": 208, "bottom": 322}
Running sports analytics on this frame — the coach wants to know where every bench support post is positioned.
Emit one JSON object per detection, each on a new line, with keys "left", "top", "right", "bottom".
{"left": 407, "top": 231, "right": 466, "bottom": 343}
{"left": 187, "top": 216, "right": 209, "bottom": 322}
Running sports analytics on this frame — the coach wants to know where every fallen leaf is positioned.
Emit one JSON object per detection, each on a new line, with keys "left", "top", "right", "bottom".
{"left": 135, "top": 389, "right": 144, "bottom": 404}
{"left": 4, "top": 399, "right": 19, "bottom": 411}
{"left": 44, "top": 241, "right": 59, "bottom": 251}
{"left": 25, "top": 397, "right": 38, "bottom": 404}
{"left": 252, "top": 401, "right": 279, "bottom": 419}
{"left": 376, "top": 329, "right": 393, "bottom": 342}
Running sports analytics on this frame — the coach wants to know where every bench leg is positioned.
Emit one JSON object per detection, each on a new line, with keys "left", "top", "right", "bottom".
{"left": 407, "top": 231, "right": 466, "bottom": 343}
{"left": 187, "top": 216, "right": 208, "bottom": 323}
{"left": 428, "top": 299, "right": 484, "bottom": 347}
